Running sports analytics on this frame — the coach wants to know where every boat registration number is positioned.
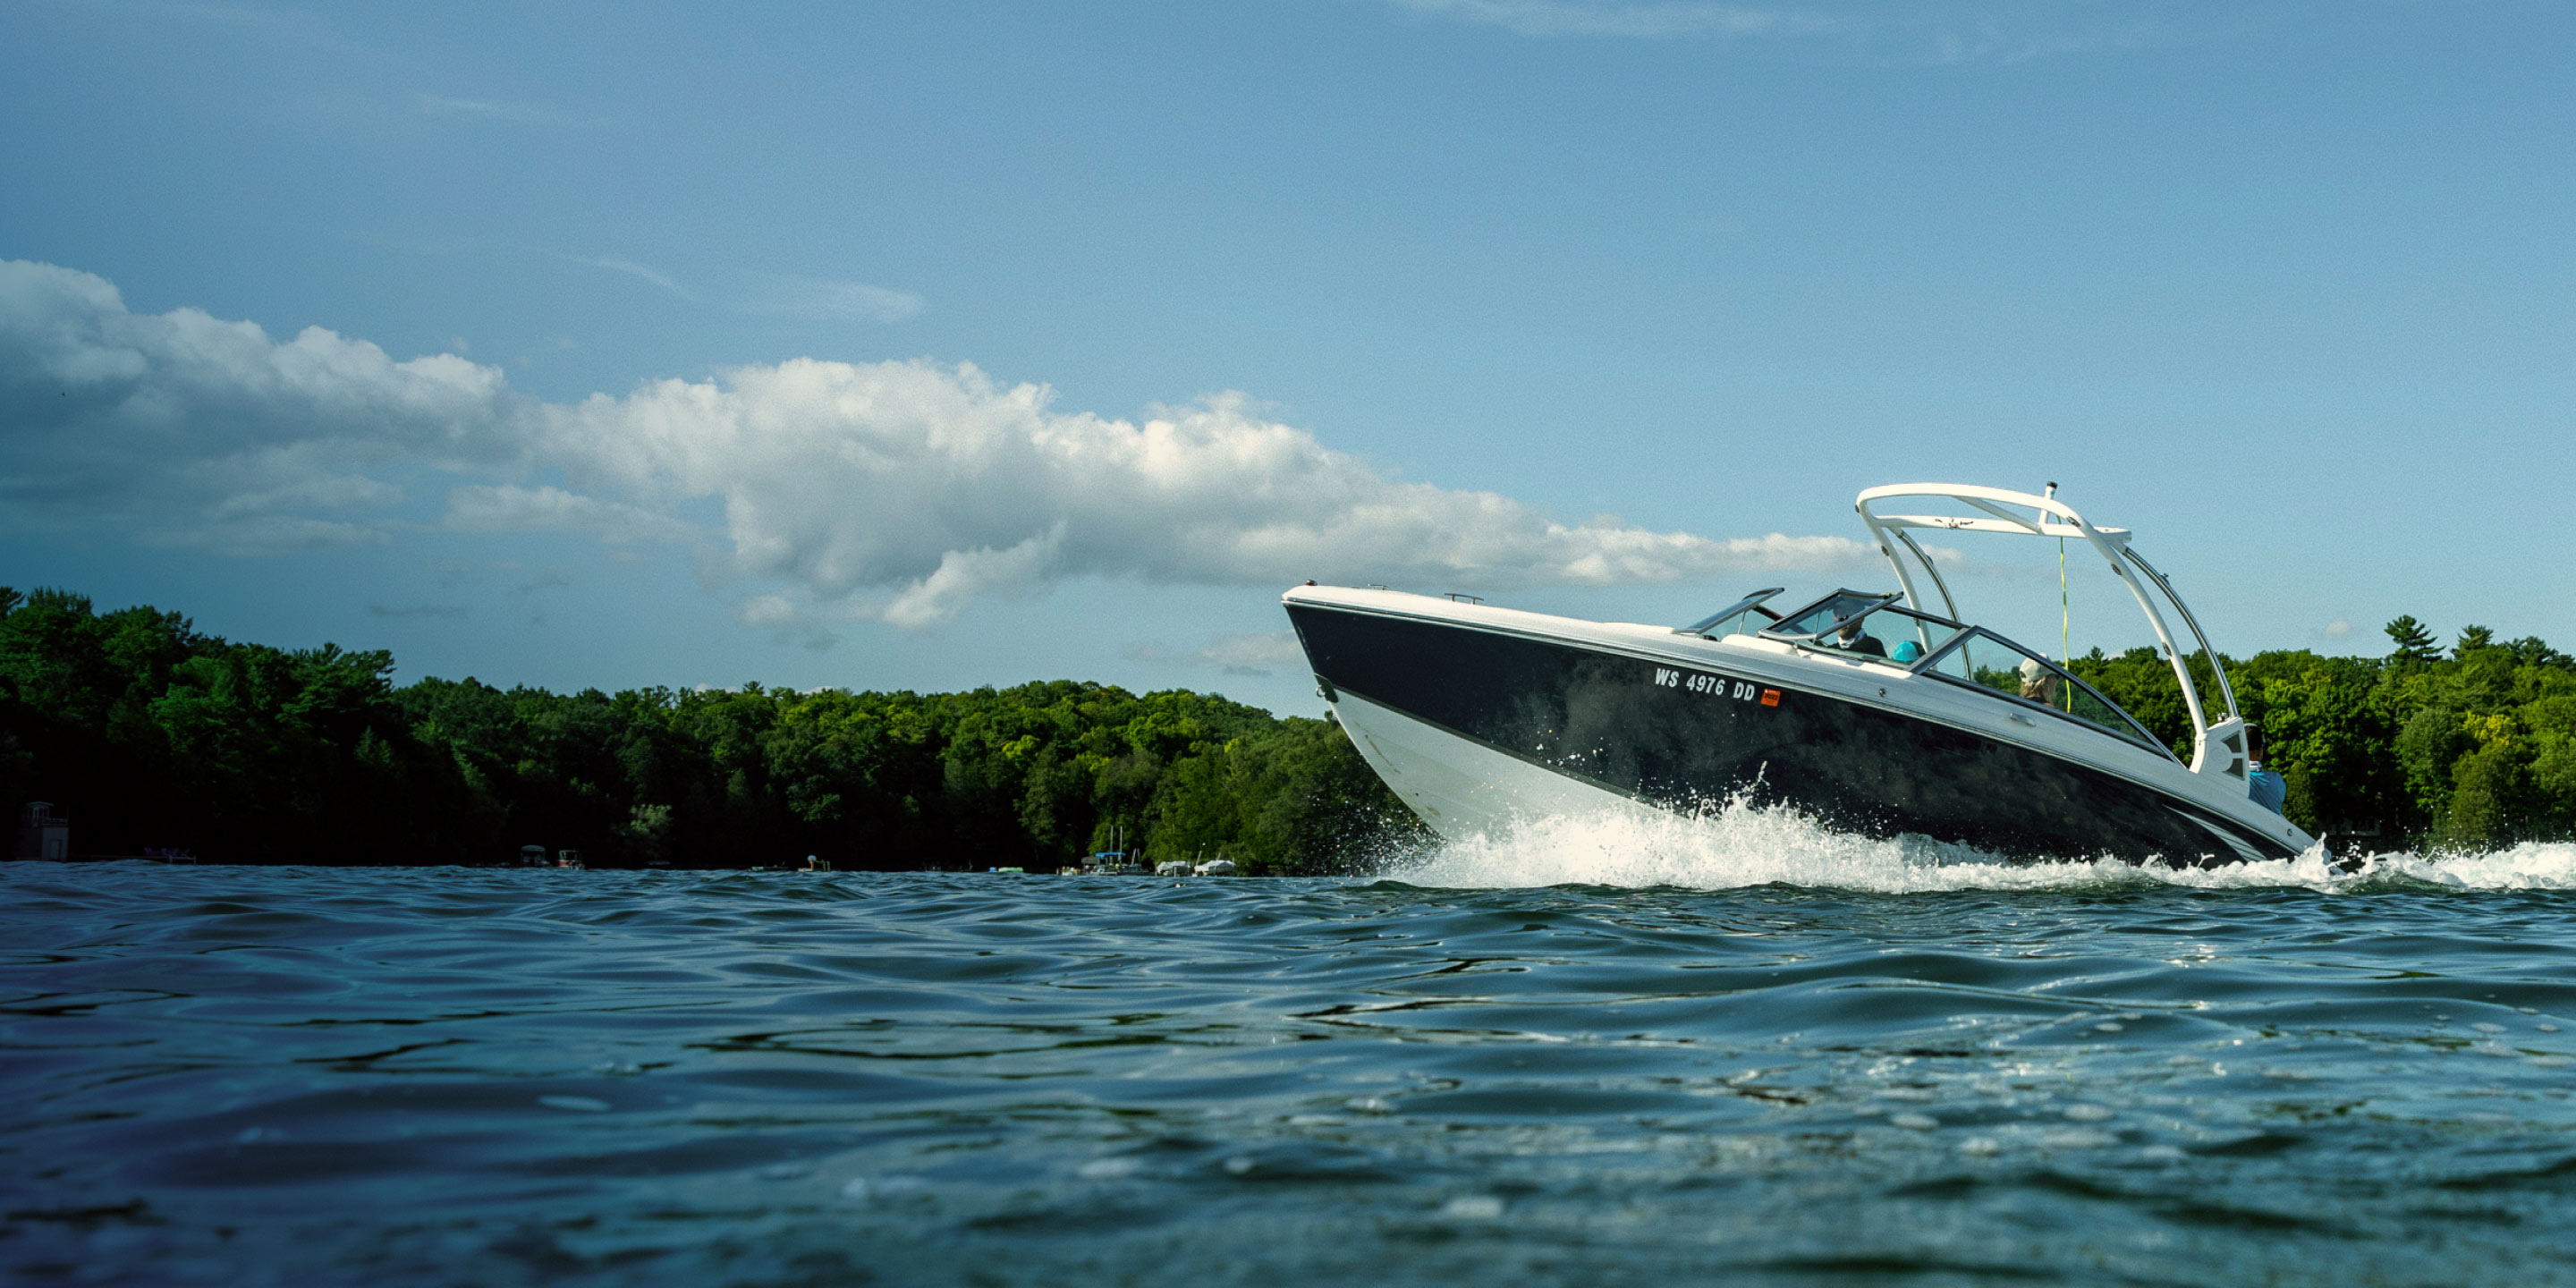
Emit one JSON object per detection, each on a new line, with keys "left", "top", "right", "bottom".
{"left": 1651, "top": 666, "right": 1777, "bottom": 706}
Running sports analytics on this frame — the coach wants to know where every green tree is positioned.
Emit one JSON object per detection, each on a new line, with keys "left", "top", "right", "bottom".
{"left": 2385, "top": 615, "right": 2441, "bottom": 664}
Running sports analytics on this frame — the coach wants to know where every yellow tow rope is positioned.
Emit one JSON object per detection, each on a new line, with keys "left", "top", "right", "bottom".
{"left": 2058, "top": 531, "right": 2071, "bottom": 711}
{"left": 2045, "top": 482, "right": 2072, "bottom": 712}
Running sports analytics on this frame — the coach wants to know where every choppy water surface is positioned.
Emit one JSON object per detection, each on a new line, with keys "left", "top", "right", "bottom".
{"left": 13, "top": 812, "right": 2576, "bottom": 1287}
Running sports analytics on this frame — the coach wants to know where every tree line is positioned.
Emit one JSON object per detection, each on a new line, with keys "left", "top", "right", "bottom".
{"left": 5, "top": 586, "right": 2574, "bottom": 867}
{"left": 2063, "top": 615, "right": 2576, "bottom": 850}
{"left": 0, "top": 588, "right": 1414, "bottom": 871}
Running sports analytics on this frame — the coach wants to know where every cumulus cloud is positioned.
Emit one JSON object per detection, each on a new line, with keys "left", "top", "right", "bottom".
{"left": 532, "top": 360, "right": 1873, "bottom": 623}
{"left": 0, "top": 258, "right": 1874, "bottom": 625}
{"left": 0, "top": 258, "right": 527, "bottom": 552}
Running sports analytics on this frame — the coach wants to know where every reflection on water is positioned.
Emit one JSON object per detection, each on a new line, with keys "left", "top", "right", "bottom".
{"left": 9, "top": 813, "right": 2576, "bottom": 1285}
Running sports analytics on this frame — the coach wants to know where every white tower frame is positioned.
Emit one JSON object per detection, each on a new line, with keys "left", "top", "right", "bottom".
{"left": 1854, "top": 483, "right": 2247, "bottom": 779}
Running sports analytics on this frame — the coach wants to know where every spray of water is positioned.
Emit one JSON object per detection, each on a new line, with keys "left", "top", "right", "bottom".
{"left": 1384, "top": 795, "right": 2576, "bottom": 894}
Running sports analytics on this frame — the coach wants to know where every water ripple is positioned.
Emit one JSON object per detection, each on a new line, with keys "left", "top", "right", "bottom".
{"left": 8, "top": 837, "right": 2576, "bottom": 1285}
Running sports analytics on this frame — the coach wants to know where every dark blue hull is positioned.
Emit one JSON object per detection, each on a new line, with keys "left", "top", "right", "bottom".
{"left": 1288, "top": 603, "right": 2298, "bottom": 867}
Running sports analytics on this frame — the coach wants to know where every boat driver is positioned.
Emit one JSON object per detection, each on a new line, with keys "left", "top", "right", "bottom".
{"left": 1832, "top": 616, "right": 1887, "bottom": 657}
{"left": 2017, "top": 657, "right": 2063, "bottom": 704}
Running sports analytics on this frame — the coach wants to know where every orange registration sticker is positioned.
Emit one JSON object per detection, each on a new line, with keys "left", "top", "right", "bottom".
{"left": 1760, "top": 689, "right": 1781, "bottom": 707}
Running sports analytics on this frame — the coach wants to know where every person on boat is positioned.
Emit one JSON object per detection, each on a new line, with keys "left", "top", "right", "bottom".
{"left": 1833, "top": 616, "right": 1887, "bottom": 657}
{"left": 2017, "top": 657, "right": 2063, "bottom": 704}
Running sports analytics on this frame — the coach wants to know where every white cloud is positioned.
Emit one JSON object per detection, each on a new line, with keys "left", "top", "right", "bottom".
{"left": 740, "top": 594, "right": 801, "bottom": 628}
{"left": 1199, "top": 631, "right": 1307, "bottom": 670}
{"left": 440, "top": 483, "right": 698, "bottom": 544}
{"left": 416, "top": 94, "right": 581, "bottom": 126}
{"left": 736, "top": 591, "right": 845, "bottom": 651}
{"left": 2322, "top": 616, "right": 2352, "bottom": 640}
{"left": 879, "top": 526, "right": 1065, "bottom": 629}
{"left": 536, "top": 363, "right": 1874, "bottom": 623}
{"left": 1128, "top": 631, "right": 1308, "bottom": 677}
{"left": 1386, "top": 0, "right": 2191, "bottom": 64}
{"left": 0, "top": 258, "right": 526, "bottom": 553}
{"left": 569, "top": 257, "right": 693, "bottom": 299}
{"left": 0, "top": 258, "right": 1874, "bottom": 625}
{"left": 565, "top": 258, "right": 921, "bottom": 322}
{"left": 1391, "top": 0, "right": 1829, "bottom": 38}
{"left": 752, "top": 275, "right": 925, "bottom": 324}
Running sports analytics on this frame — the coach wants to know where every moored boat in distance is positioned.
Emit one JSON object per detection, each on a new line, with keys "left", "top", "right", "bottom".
{"left": 1284, "top": 483, "right": 2315, "bottom": 868}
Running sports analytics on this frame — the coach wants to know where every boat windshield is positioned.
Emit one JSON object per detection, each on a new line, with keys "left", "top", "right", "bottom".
{"left": 1766, "top": 590, "right": 1898, "bottom": 640}
{"left": 1676, "top": 588, "right": 1785, "bottom": 640}
{"left": 1757, "top": 593, "right": 2172, "bottom": 758}
{"left": 1919, "top": 630, "right": 2172, "bottom": 757}
{"left": 1759, "top": 591, "right": 1967, "bottom": 664}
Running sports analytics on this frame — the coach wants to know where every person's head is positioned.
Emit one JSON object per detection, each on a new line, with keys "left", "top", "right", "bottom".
{"left": 2017, "top": 657, "right": 2061, "bottom": 701}
{"left": 1835, "top": 617, "right": 1864, "bottom": 642}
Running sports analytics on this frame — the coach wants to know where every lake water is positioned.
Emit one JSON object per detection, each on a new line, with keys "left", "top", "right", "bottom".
{"left": 12, "top": 806, "right": 2576, "bottom": 1286}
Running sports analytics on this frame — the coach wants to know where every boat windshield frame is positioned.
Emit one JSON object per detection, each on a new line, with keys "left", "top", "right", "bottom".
{"left": 1758, "top": 589, "right": 1905, "bottom": 641}
{"left": 1911, "top": 624, "right": 2178, "bottom": 760}
{"left": 1758, "top": 594, "right": 2176, "bottom": 761}
{"left": 1675, "top": 587, "right": 1787, "bottom": 639}
{"left": 1758, "top": 590, "right": 1981, "bottom": 662}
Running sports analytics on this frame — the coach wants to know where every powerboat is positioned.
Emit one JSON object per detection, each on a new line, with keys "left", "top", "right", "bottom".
{"left": 1281, "top": 484, "right": 2315, "bottom": 867}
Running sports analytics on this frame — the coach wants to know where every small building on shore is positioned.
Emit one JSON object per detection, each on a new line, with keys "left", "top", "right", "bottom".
{"left": 16, "top": 802, "right": 70, "bottom": 860}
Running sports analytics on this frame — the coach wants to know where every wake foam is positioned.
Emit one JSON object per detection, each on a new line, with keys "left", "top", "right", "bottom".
{"left": 1381, "top": 797, "right": 2576, "bottom": 894}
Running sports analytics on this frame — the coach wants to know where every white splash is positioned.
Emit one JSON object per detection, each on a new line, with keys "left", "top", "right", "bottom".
{"left": 1383, "top": 797, "right": 2576, "bottom": 894}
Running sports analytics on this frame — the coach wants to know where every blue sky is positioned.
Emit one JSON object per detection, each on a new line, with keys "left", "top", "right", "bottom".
{"left": 3, "top": 0, "right": 2570, "bottom": 713}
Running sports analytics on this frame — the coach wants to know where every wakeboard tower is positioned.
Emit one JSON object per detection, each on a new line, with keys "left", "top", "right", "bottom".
{"left": 1282, "top": 483, "right": 2313, "bottom": 867}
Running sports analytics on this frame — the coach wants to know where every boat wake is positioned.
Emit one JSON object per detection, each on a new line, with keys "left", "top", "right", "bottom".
{"left": 1382, "top": 796, "right": 2576, "bottom": 894}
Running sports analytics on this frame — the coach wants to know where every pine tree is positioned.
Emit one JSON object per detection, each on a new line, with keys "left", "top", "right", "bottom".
{"left": 2384, "top": 615, "right": 2440, "bottom": 663}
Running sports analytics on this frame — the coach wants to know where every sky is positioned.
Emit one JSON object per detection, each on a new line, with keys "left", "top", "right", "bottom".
{"left": 2, "top": 0, "right": 2570, "bottom": 715}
